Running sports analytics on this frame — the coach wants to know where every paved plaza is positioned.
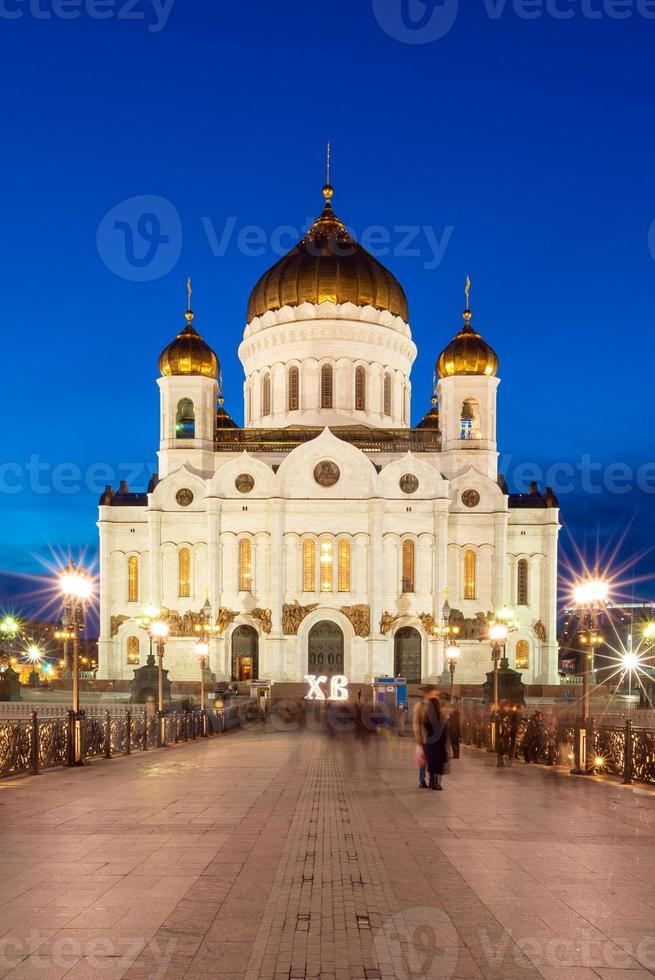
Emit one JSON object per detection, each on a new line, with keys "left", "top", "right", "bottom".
{"left": 1, "top": 724, "right": 655, "bottom": 980}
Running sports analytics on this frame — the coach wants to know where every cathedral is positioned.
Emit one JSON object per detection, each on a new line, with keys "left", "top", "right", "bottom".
{"left": 97, "top": 177, "right": 560, "bottom": 689}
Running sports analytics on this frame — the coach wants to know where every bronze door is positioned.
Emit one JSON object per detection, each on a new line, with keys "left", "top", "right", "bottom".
{"left": 394, "top": 627, "right": 421, "bottom": 683}
{"left": 307, "top": 621, "right": 344, "bottom": 678}
{"left": 231, "top": 625, "right": 259, "bottom": 681}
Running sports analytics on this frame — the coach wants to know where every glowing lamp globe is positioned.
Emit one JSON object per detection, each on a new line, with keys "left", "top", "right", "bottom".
{"left": 489, "top": 623, "right": 508, "bottom": 643}
{"left": 446, "top": 644, "right": 461, "bottom": 661}
{"left": 60, "top": 571, "right": 93, "bottom": 600}
{"left": 573, "top": 579, "right": 608, "bottom": 606}
{"left": 150, "top": 621, "right": 169, "bottom": 639}
{"left": 195, "top": 642, "right": 209, "bottom": 658}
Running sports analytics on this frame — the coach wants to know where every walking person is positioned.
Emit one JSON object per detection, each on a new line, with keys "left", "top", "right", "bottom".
{"left": 413, "top": 685, "right": 450, "bottom": 790}
{"left": 496, "top": 701, "right": 510, "bottom": 767}
{"left": 523, "top": 710, "right": 543, "bottom": 763}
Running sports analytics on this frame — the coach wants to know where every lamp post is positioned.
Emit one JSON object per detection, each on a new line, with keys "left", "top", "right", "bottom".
{"left": 572, "top": 575, "right": 608, "bottom": 775}
{"left": 26, "top": 644, "right": 43, "bottom": 686}
{"left": 59, "top": 562, "right": 93, "bottom": 765}
{"left": 435, "top": 598, "right": 461, "bottom": 687}
{"left": 488, "top": 622, "right": 508, "bottom": 751}
{"left": 195, "top": 641, "right": 209, "bottom": 735}
{"left": 446, "top": 643, "right": 461, "bottom": 698}
{"left": 150, "top": 620, "right": 169, "bottom": 744}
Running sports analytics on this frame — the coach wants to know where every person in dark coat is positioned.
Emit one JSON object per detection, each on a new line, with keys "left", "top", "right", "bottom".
{"left": 413, "top": 686, "right": 450, "bottom": 790}
{"left": 448, "top": 700, "right": 461, "bottom": 760}
{"left": 523, "top": 710, "right": 543, "bottom": 763}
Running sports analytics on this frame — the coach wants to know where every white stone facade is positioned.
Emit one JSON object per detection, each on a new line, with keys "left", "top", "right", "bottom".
{"left": 97, "top": 295, "right": 560, "bottom": 688}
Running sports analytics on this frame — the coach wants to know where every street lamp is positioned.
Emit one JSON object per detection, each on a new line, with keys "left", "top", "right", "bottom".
{"left": 445, "top": 643, "right": 461, "bottom": 698}
{"left": 195, "top": 641, "right": 209, "bottom": 734}
{"left": 26, "top": 643, "right": 43, "bottom": 686}
{"left": 488, "top": 622, "right": 508, "bottom": 751}
{"left": 488, "top": 622, "right": 508, "bottom": 709}
{"left": 572, "top": 574, "right": 608, "bottom": 775}
{"left": 435, "top": 597, "right": 461, "bottom": 687}
{"left": 150, "top": 620, "right": 169, "bottom": 743}
{"left": 60, "top": 562, "right": 93, "bottom": 765}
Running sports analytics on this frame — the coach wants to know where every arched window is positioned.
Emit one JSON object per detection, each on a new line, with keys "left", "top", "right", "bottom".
{"left": 127, "top": 556, "right": 138, "bottom": 603}
{"left": 401, "top": 540, "right": 415, "bottom": 594}
{"left": 178, "top": 548, "right": 191, "bottom": 598}
{"left": 175, "top": 398, "right": 195, "bottom": 439}
{"left": 338, "top": 540, "right": 350, "bottom": 593}
{"left": 464, "top": 549, "right": 476, "bottom": 600}
{"left": 262, "top": 373, "right": 271, "bottom": 417}
{"left": 239, "top": 539, "right": 252, "bottom": 592}
{"left": 516, "top": 640, "right": 529, "bottom": 670}
{"left": 303, "top": 539, "right": 315, "bottom": 592}
{"left": 355, "top": 366, "right": 366, "bottom": 411}
{"left": 320, "top": 538, "right": 333, "bottom": 592}
{"left": 460, "top": 399, "right": 479, "bottom": 441}
{"left": 383, "top": 373, "right": 392, "bottom": 416}
{"left": 321, "top": 364, "right": 333, "bottom": 409}
{"left": 288, "top": 366, "right": 299, "bottom": 411}
{"left": 127, "top": 636, "right": 140, "bottom": 666}
{"left": 517, "top": 559, "right": 529, "bottom": 605}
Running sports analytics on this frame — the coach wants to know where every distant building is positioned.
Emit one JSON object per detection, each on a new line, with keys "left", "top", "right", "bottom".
{"left": 560, "top": 601, "right": 655, "bottom": 683}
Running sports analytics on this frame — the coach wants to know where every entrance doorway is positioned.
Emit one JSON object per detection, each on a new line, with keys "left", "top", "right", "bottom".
{"left": 307, "top": 621, "right": 344, "bottom": 678}
{"left": 394, "top": 627, "right": 421, "bottom": 683}
{"left": 231, "top": 625, "right": 259, "bottom": 681}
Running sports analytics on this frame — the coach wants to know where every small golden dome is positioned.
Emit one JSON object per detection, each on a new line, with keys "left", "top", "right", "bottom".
{"left": 247, "top": 185, "right": 408, "bottom": 323}
{"left": 159, "top": 310, "right": 219, "bottom": 379}
{"left": 437, "top": 310, "right": 499, "bottom": 378}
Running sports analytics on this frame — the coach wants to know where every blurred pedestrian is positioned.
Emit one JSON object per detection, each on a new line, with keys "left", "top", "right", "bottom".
{"left": 448, "top": 699, "right": 461, "bottom": 760}
{"left": 413, "top": 686, "right": 450, "bottom": 790}
{"left": 523, "top": 710, "right": 544, "bottom": 763}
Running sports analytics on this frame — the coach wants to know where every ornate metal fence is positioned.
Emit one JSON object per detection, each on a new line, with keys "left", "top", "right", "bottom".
{"left": 461, "top": 709, "right": 655, "bottom": 787}
{"left": 0, "top": 702, "right": 256, "bottom": 779}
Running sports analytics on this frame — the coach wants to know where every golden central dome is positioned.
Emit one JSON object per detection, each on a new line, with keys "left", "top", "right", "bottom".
{"left": 247, "top": 186, "right": 408, "bottom": 323}
{"left": 437, "top": 310, "right": 499, "bottom": 378}
{"left": 159, "top": 311, "right": 219, "bottom": 379}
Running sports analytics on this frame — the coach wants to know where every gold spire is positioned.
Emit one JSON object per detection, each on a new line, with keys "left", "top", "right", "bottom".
{"left": 186, "top": 276, "right": 193, "bottom": 322}
{"left": 465, "top": 275, "right": 471, "bottom": 312}
{"left": 322, "top": 141, "right": 334, "bottom": 207}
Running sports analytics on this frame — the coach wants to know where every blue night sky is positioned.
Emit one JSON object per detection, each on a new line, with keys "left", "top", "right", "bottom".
{"left": 2, "top": 0, "right": 655, "bottom": 606}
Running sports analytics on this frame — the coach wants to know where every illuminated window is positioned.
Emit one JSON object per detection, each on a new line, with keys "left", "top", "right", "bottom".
{"left": 320, "top": 538, "right": 333, "bottom": 592}
{"left": 303, "top": 539, "right": 315, "bottom": 592}
{"left": 178, "top": 548, "right": 191, "bottom": 598}
{"left": 401, "top": 540, "right": 415, "bottom": 594}
{"left": 384, "top": 373, "right": 392, "bottom": 416}
{"left": 338, "top": 540, "right": 350, "bottom": 592}
{"left": 464, "top": 550, "right": 476, "bottom": 600}
{"left": 127, "top": 556, "right": 138, "bottom": 603}
{"left": 176, "top": 398, "right": 195, "bottom": 439}
{"left": 516, "top": 640, "right": 529, "bottom": 670}
{"left": 239, "top": 539, "right": 252, "bottom": 592}
{"left": 127, "top": 636, "right": 140, "bottom": 666}
{"left": 355, "top": 367, "right": 366, "bottom": 411}
{"left": 321, "top": 364, "right": 333, "bottom": 409}
{"left": 517, "top": 559, "right": 529, "bottom": 606}
{"left": 262, "top": 373, "right": 271, "bottom": 416}
{"left": 288, "top": 367, "right": 299, "bottom": 411}
{"left": 460, "top": 399, "right": 479, "bottom": 440}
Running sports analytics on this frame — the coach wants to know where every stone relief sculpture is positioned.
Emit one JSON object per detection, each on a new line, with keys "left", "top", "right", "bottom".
{"left": 380, "top": 611, "right": 400, "bottom": 635}
{"left": 534, "top": 619, "right": 547, "bottom": 642}
{"left": 216, "top": 607, "right": 238, "bottom": 634}
{"left": 252, "top": 608, "right": 272, "bottom": 634}
{"left": 110, "top": 615, "right": 129, "bottom": 637}
{"left": 448, "top": 609, "right": 493, "bottom": 640}
{"left": 419, "top": 612, "right": 436, "bottom": 635}
{"left": 340, "top": 605, "right": 370, "bottom": 638}
{"left": 282, "top": 601, "right": 319, "bottom": 635}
